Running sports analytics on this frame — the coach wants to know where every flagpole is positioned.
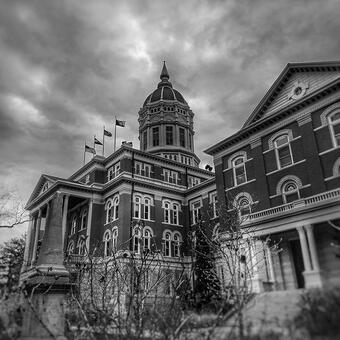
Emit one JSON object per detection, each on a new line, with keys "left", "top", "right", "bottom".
{"left": 93, "top": 135, "right": 95, "bottom": 159}
{"left": 83, "top": 141, "right": 86, "bottom": 165}
{"left": 114, "top": 116, "right": 117, "bottom": 152}
{"left": 102, "top": 126, "right": 105, "bottom": 157}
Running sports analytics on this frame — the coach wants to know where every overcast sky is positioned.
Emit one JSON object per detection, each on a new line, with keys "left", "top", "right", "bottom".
{"left": 1, "top": 0, "right": 340, "bottom": 243}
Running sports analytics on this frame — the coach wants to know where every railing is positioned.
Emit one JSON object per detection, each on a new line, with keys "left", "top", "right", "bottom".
{"left": 246, "top": 188, "right": 340, "bottom": 223}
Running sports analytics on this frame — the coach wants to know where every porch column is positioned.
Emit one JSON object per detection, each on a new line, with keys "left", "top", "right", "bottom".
{"left": 305, "top": 224, "right": 320, "bottom": 271}
{"left": 296, "top": 226, "right": 312, "bottom": 271}
{"left": 31, "top": 209, "right": 42, "bottom": 266}
{"left": 266, "top": 245, "right": 275, "bottom": 282}
{"left": 22, "top": 215, "right": 34, "bottom": 270}
{"left": 61, "top": 194, "right": 69, "bottom": 252}
{"left": 86, "top": 198, "right": 93, "bottom": 253}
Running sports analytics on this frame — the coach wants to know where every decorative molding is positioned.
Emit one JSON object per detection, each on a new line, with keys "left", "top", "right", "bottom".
{"left": 250, "top": 137, "right": 262, "bottom": 149}
{"left": 268, "top": 129, "right": 294, "bottom": 150}
{"left": 297, "top": 113, "right": 312, "bottom": 126}
{"left": 320, "top": 101, "right": 340, "bottom": 126}
{"left": 288, "top": 81, "right": 309, "bottom": 101}
{"left": 276, "top": 175, "right": 303, "bottom": 196}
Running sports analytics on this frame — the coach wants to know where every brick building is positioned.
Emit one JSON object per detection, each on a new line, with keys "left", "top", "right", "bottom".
{"left": 21, "top": 61, "right": 340, "bottom": 295}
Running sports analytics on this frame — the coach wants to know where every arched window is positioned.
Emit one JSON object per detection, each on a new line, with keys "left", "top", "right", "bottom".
{"left": 80, "top": 209, "right": 87, "bottom": 230}
{"left": 77, "top": 237, "right": 86, "bottom": 256}
{"left": 273, "top": 133, "right": 293, "bottom": 169}
{"left": 328, "top": 111, "right": 340, "bottom": 147}
{"left": 143, "top": 227, "right": 153, "bottom": 251}
{"left": 173, "top": 232, "right": 182, "bottom": 257}
{"left": 163, "top": 201, "right": 171, "bottom": 223}
{"left": 133, "top": 226, "right": 141, "bottom": 254}
{"left": 163, "top": 231, "right": 172, "bottom": 257}
{"left": 71, "top": 215, "right": 77, "bottom": 235}
{"left": 281, "top": 180, "right": 300, "bottom": 203}
{"left": 232, "top": 155, "right": 247, "bottom": 186}
{"left": 143, "top": 197, "right": 151, "bottom": 220}
{"left": 172, "top": 204, "right": 179, "bottom": 225}
{"left": 234, "top": 193, "right": 253, "bottom": 217}
{"left": 212, "top": 224, "right": 220, "bottom": 242}
{"left": 67, "top": 241, "right": 74, "bottom": 255}
{"left": 112, "top": 227, "right": 118, "bottom": 251}
{"left": 105, "top": 200, "right": 113, "bottom": 224}
{"left": 103, "top": 230, "right": 111, "bottom": 257}
{"left": 112, "top": 196, "right": 119, "bottom": 220}
{"left": 332, "top": 158, "right": 340, "bottom": 177}
{"left": 133, "top": 195, "right": 142, "bottom": 219}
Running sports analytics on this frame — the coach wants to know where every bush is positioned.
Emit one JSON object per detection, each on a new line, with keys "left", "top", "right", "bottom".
{"left": 294, "top": 286, "right": 340, "bottom": 337}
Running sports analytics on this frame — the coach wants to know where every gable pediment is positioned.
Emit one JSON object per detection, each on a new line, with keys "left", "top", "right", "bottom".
{"left": 26, "top": 175, "right": 59, "bottom": 207}
{"left": 243, "top": 61, "right": 340, "bottom": 127}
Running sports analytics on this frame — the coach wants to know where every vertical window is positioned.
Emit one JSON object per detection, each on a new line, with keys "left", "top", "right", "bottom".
{"left": 67, "top": 241, "right": 74, "bottom": 255}
{"left": 143, "top": 197, "right": 151, "bottom": 220}
{"left": 188, "top": 133, "right": 192, "bottom": 149}
{"left": 172, "top": 204, "right": 179, "bottom": 225}
{"left": 133, "top": 227, "right": 141, "bottom": 254}
{"left": 134, "top": 162, "right": 151, "bottom": 177}
{"left": 143, "top": 228, "right": 152, "bottom": 251}
{"left": 81, "top": 209, "right": 87, "bottom": 230}
{"left": 106, "top": 200, "right": 113, "bottom": 224}
{"left": 328, "top": 111, "right": 340, "bottom": 147}
{"left": 210, "top": 192, "right": 219, "bottom": 218}
{"left": 103, "top": 231, "right": 111, "bottom": 257}
{"left": 71, "top": 215, "right": 77, "bottom": 235}
{"left": 274, "top": 134, "right": 293, "bottom": 169}
{"left": 163, "top": 169, "right": 178, "bottom": 184}
{"left": 282, "top": 180, "right": 300, "bottom": 203}
{"left": 133, "top": 196, "right": 142, "bottom": 219}
{"left": 78, "top": 238, "right": 86, "bottom": 256}
{"left": 179, "top": 128, "right": 185, "bottom": 147}
{"left": 173, "top": 233, "right": 181, "bottom": 257}
{"left": 164, "top": 201, "right": 171, "bottom": 223}
{"left": 191, "top": 200, "right": 202, "bottom": 224}
{"left": 235, "top": 194, "right": 252, "bottom": 217}
{"left": 164, "top": 232, "right": 171, "bottom": 257}
{"left": 166, "top": 126, "right": 173, "bottom": 145}
{"left": 143, "top": 130, "right": 148, "bottom": 150}
{"left": 232, "top": 156, "right": 247, "bottom": 186}
{"left": 152, "top": 127, "right": 159, "bottom": 147}
{"left": 107, "top": 162, "right": 120, "bottom": 181}
{"left": 112, "top": 228, "right": 118, "bottom": 252}
{"left": 112, "top": 196, "right": 119, "bottom": 220}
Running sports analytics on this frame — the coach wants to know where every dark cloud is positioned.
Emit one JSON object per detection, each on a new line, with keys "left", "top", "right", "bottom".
{"left": 1, "top": 0, "right": 340, "bottom": 242}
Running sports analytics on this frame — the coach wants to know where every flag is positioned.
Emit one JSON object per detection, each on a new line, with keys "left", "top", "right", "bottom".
{"left": 94, "top": 137, "right": 103, "bottom": 145}
{"left": 116, "top": 119, "right": 126, "bottom": 127}
{"left": 104, "top": 129, "right": 112, "bottom": 137}
{"left": 85, "top": 144, "right": 96, "bottom": 154}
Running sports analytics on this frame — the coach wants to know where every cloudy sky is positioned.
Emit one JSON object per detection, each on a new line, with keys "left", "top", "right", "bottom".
{"left": 1, "top": 0, "right": 340, "bottom": 242}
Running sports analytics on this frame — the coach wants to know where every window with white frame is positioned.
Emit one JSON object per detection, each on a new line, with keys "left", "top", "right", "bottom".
{"left": 234, "top": 193, "right": 253, "bottom": 217}
{"left": 273, "top": 133, "right": 293, "bottom": 169}
{"left": 133, "top": 194, "right": 153, "bottom": 220}
{"left": 105, "top": 196, "right": 119, "bottom": 224}
{"left": 163, "top": 201, "right": 171, "bottom": 223}
{"left": 135, "top": 161, "right": 151, "bottom": 177}
{"left": 67, "top": 241, "right": 74, "bottom": 255}
{"left": 173, "top": 203, "right": 180, "bottom": 225}
{"left": 332, "top": 158, "right": 340, "bottom": 177}
{"left": 163, "top": 231, "right": 172, "bottom": 257}
{"left": 281, "top": 180, "right": 300, "bottom": 203}
{"left": 188, "top": 175, "right": 201, "bottom": 188}
{"left": 232, "top": 155, "right": 247, "bottom": 186}
{"left": 163, "top": 169, "right": 179, "bottom": 184}
{"left": 191, "top": 200, "right": 202, "bottom": 225}
{"left": 328, "top": 111, "right": 340, "bottom": 147}
{"left": 133, "top": 226, "right": 141, "bottom": 254}
{"left": 143, "top": 227, "right": 153, "bottom": 251}
{"left": 107, "top": 162, "right": 120, "bottom": 181}
{"left": 210, "top": 192, "right": 219, "bottom": 218}
{"left": 80, "top": 209, "right": 87, "bottom": 230}
{"left": 112, "top": 196, "right": 119, "bottom": 220}
{"left": 112, "top": 227, "right": 118, "bottom": 251}
{"left": 162, "top": 200, "right": 180, "bottom": 225}
{"left": 77, "top": 237, "right": 86, "bottom": 255}
{"left": 71, "top": 215, "right": 77, "bottom": 235}
{"left": 173, "top": 232, "right": 181, "bottom": 257}
{"left": 103, "top": 230, "right": 111, "bottom": 257}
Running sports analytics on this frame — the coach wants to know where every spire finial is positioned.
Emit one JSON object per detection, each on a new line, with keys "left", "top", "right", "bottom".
{"left": 160, "top": 61, "right": 170, "bottom": 80}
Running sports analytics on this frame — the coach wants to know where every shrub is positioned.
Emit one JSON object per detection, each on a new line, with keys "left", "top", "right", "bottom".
{"left": 294, "top": 286, "right": 340, "bottom": 337}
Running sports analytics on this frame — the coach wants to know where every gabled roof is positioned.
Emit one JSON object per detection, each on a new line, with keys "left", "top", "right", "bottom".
{"left": 243, "top": 61, "right": 340, "bottom": 127}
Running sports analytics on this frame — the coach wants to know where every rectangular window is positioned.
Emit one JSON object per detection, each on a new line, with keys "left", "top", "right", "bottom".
{"left": 191, "top": 201, "right": 202, "bottom": 224}
{"left": 134, "top": 162, "right": 151, "bottom": 177}
{"left": 152, "top": 127, "right": 159, "bottom": 146}
{"left": 166, "top": 126, "right": 173, "bottom": 145}
{"left": 163, "top": 169, "right": 178, "bottom": 184}
{"left": 143, "top": 131, "right": 148, "bottom": 150}
{"left": 235, "top": 166, "right": 246, "bottom": 186}
{"left": 188, "top": 133, "right": 192, "bottom": 149}
{"left": 179, "top": 128, "right": 185, "bottom": 147}
{"left": 107, "top": 162, "right": 120, "bottom": 181}
{"left": 278, "top": 146, "right": 292, "bottom": 168}
{"left": 188, "top": 175, "right": 201, "bottom": 188}
{"left": 210, "top": 192, "right": 218, "bottom": 218}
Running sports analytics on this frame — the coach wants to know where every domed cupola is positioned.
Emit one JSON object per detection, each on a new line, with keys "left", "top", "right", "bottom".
{"left": 138, "top": 62, "right": 200, "bottom": 167}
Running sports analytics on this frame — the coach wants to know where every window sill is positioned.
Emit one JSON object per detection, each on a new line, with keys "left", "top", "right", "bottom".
{"left": 319, "top": 145, "right": 340, "bottom": 156}
{"left": 104, "top": 219, "right": 119, "bottom": 226}
{"left": 132, "top": 218, "right": 155, "bottom": 223}
{"left": 263, "top": 135, "right": 302, "bottom": 154}
{"left": 225, "top": 178, "right": 256, "bottom": 192}
{"left": 325, "top": 175, "right": 340, "bottom": 181}
{"left": 266, "top": 159, "right": 306, "bottom": 176}
{"left": 161, "top": 222, "right": 183, "bottom": 227}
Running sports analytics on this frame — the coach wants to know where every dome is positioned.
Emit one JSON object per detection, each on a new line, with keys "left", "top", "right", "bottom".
{"left": 143, "top": 62, "right": 187, "bottom": 107}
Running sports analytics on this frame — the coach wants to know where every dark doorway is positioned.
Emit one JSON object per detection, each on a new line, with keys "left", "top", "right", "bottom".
{"left": 290, "top": 239, "right": 305, "bottom": 288}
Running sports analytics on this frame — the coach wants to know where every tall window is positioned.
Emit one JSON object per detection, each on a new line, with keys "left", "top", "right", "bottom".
{"left": 152, "top": 127, "right": 159, "bottom": 146}
{"left": 112, "top": 196, "right": 119, "bottom": 220}
{"left": 71, "top": 215, "right": 77, "bottom": 235}
{"left": 80, "top": 209, "right": 87, "bottom": 230}
{"left": 179, "top": 128, "right": 185, "bottom": 147}
{"left": 133, "top": 226, "right": 141, "bottom": 254}
{"left": 77, "top": 237, "right": 86, "bottom": 256}
{"left": 210, "top": 192, "right": 219, "bottom": 218}
{"left": 133, "top": 195, "right": 142, "bottom": 218}
{"left": 163, "top": 232, "right": 171, "bottom": 257}
{"left": 163, "top": 169, "right": 179, "bottom": 184}
{"left": 143, "top": 197, "right": 151, "bottom": 220}
{"left": 105, "top": 197, "right": 119, "bottom": 224}
{"left": 328, "top": 111, "right": 340, "bottom": 147}
{"left": 143, "top": 228, "right": 152, "bottom": 251}
{"left": 232, "top": 156, "right": 247, "bottom": 186}
{"left": 112, "top": 228, "right": 118, "bottom": 252}
{"left": 103, "top": 230, "right": 111, "bottom": 257}
{"left": 166, "top": 126, "right": 173, "bottom": 145}
{"left": 281, "top": 180, "right": 300, "bottom": 203}
{"left": 173, "top": 233, "right": 181, "bottom": 257}
{"left": 163, "top": 201, "right": 171, "bottom": 223}
{"left": 135, "top": 162, "right": 151, "bottom": 177}
{"left": 108, "top": 162, "right": 120, "bottom": 181}
{"left": 188, "top": 175, "right": 201, "bottom": 188}
{"left": 172, "top": 204, "right": 179, "bottom": 225}
{"left": 67, "top": 241, "right": 74, "bottom": 255}
{"left": 162, "top": 200, "right": 180, "bottom": 225}
{"left": 133, "top": 194, "right": 153, "bottom": 220}
{"left": 274, "top": 134, "right": 293, "bottom": 169}
{"left": 143, "top": 130, "right": 148, "bottom": 150}
{"left": 188, "top": 133, "right": 192, "bottom": 149}
{"left": 191, "top": 200, "right": 202, "bottom": 224}
{"left": 238, "top": 196, "right": 252, "bottom": 216}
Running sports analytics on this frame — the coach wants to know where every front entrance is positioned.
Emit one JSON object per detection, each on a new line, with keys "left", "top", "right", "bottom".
{"left": 290, "top": 239, "right": 305, "bottom": 288}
